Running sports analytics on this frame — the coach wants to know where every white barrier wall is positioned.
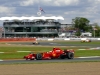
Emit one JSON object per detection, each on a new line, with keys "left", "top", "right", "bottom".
{"left": 37, "top": 38, "right": 100, "bottom": 41}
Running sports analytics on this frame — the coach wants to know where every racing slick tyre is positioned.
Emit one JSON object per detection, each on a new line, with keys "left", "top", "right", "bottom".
{"left": 67, "top": 52, "right": 74, "bottom": 59}
{"left": 36, "top": 53, "right": 42, "bottom": 60}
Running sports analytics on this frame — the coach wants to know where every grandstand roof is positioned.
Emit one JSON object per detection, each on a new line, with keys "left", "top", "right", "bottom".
{"left": 0, "top": 16, "right": 64, "bottom": 21}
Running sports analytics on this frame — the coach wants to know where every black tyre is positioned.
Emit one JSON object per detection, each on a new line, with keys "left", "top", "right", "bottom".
{"left": 36, "top": 53, "right": 42, "bottom": 60}
{"left": 60, "top": 54, "right": 65, "bottom": 59}
{"left": 67, "top": 52, "right": 74, "bottom": 59}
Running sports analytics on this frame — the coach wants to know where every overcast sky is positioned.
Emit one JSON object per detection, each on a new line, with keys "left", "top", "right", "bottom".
{"left": 0, "top": 0, "right": 100, "bottom": 26}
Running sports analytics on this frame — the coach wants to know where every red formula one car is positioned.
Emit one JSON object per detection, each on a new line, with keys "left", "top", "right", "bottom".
{"left": 24, "top": 47, "right": 74, "bottom": 60}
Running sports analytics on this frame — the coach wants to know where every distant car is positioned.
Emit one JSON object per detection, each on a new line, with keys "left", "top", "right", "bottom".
{"left": 81, "top": 39, "right": 91, "bottom": 43}
{"left": 32, "top": 41, "right": 40, "bottom": 44}
{"left": 24, "top": 47, "right": 74, "bottom": 60}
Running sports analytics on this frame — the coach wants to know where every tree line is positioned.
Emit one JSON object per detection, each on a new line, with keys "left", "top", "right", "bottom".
{"left": 71, "top": 17, "right": 100, "bottom": 37}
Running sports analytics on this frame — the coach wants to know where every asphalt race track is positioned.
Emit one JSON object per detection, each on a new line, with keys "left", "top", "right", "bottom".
{"left": 8, "top": 41, "right": 100, "bottom": 47}
{"left": 0, "top": 58, "right": 100, "bottom": 64}
{"left": 0, "top": 41, "right": 100, "bottom": 64}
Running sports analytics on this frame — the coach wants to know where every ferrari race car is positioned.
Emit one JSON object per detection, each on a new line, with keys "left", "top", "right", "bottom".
{"left": 81, "top": 39, "right": 91, "bottom": 43}
{"left": 24, "top": 47, "right": 74, "bottom": 60}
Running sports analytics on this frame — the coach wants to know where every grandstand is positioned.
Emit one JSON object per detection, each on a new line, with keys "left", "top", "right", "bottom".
{"left": 0, "top": 16, "right": 64, "bottom": 37}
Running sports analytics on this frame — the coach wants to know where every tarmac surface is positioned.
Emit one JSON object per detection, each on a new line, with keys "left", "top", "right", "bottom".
{"left": 7, "top": 41, "right": 100, "bottom": 47}
{"left": 0, "top": 58, "right": 100, "bottom": 64}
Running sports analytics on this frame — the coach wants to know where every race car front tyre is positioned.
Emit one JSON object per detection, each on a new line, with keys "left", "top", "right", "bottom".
{"left": 67, "top": 52, "right": 74, "bottom": 59}
{"left": 36, "top": 53, "right": 42, "bottom": 60}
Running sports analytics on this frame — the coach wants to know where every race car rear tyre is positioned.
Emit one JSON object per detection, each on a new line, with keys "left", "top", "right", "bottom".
{"left": 67, "top": 52, "right": 74, "bottom": 59}
{"left": 36, "top": 53, "right": 42, "bottom": 60}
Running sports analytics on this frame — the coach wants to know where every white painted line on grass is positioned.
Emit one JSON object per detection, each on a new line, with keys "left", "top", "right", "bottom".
{"left": 78, "top": 56, "right": 100, "bottom": 58}
{"left": 17, "top": 51, "right": 31, "bottom": 52}
{"left": 88, "top": 47, "right": 100, "bottom": 50}
{"left": 78, "top": 49, "right": 87, "bottom": 50}
{"left": 0, "top": 52, "right": 4, "bottom": 53}
{"left": 0, "top": 60, "right": 3, "bottom": 61}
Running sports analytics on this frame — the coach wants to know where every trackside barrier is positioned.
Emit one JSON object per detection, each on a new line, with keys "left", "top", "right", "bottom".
{"left": 48, "top": 39, "right": 54, "bottom": 41}
{"left": 37, "top": 38, "right": 48, "bottom": 41}
{"left": 54, "top": 38, "right": 65, "bottom": 40}
{"left": 0, "top": 38, "right": 100, "bottom": 41}
{"left": 64, "top": 38, "right": 70, "bottom": 40}
{"left": 81, "top": 38, "right": 87, "bottom": 40}
{"left": 37, "top": 38, "right": 100, "bottom": 41}
{"left": 88, "top": 38, "right": 98, "bottom": 40}
{"left": 98, "top": 38, "right": 100, "bottom": 40}
{"left": 70, "top": 38, "right": 81, "bottom": 40}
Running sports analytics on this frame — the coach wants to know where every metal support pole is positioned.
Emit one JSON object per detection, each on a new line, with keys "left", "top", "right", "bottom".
{"left": 92, "top": 26, "right": 95, "bottom": 38}
{"left": 4, "top": 27, "right": 5, "bottom": 38}
{"left": 94, "top": 30, "right": 95, "bottom": 37}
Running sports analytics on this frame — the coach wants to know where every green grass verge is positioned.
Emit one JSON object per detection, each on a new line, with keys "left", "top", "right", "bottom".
{"left": 75, "top": 50, "right": 100, "bottom": 57}
{"left": 0, "top": 46, "right": 100, "bottom": 59}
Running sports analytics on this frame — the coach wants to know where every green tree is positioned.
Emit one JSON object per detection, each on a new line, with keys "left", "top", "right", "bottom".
{"left": 72, "top": 17, "right": 90, "bottom": 32}
{"left": 72, "top": 17, "right": 91, "bottom": 36}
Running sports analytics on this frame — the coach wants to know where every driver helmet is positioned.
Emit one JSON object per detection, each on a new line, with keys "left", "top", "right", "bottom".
{"left": 30, "top": 52, "right": 33, "bottom": 54}
{"left": 53, "top": 47, "right": 55, "bottom": 49}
